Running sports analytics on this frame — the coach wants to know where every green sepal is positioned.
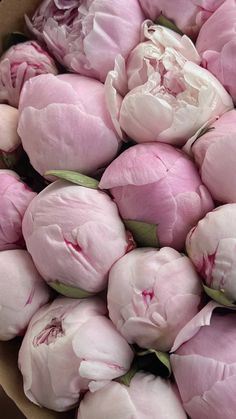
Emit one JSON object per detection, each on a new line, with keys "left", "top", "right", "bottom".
{"left": 3, "top": 32, "right": 29, "bottom": 51}
{"left": 49, "top": 281, "right": 95, "bottom": 299}
{"left": 115, "top": 363, "right": 138, "bottom": 387}
{"left": 156, "top": 15, "right": 183, "bottom": 36}
{"left": 203, "top": 285, "right": 236, "bottom": 308}
{"left": 123, "top": 220, "right": 159, "bottom": 247}
{"left": 45, "top": 170, "right": 99, "bottom": 190}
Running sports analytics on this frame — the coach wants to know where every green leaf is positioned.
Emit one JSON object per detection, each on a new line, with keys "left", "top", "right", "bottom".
{"left": 203, "top": 285, "right": 236, "bottom": 307}
{"left": 115, "top": 363, "right": 138, "bottom": 387}
{"left": 156, "top": 15, "right": 183, "bottom": 35}
{"left": 49, "top": 281, "right": 95, "bottom": 299}
{"left": 137, "top": 349, "right": 171, "bottom": 377}
{"left": 123, "top": 220, "right": 159, "bottom": 247}
{"left": 45, "top": 170, "right": 99, "bottom": 189}
{"left": 3, "top": 32, "right": 29, "bottom": 51}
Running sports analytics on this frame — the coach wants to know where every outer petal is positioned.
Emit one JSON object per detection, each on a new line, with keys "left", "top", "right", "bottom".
{"left": 184, "top": 375, "right": 236, "bottom": 419}
{"left": 18, "top": 103, "right": 119, "bottom": 177}
{"left": 119, "top": 91, "right": 173, "bottom": 143}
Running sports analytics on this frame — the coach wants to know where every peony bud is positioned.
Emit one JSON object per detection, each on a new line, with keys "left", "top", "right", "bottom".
{"left": 22, "top": 180, "right": 134, "bottom": 295}
{"left": 184, "top": 110, "right": 236, "bottom": 203}
{"left": 77, "top": 372, "right": 187, "bottom": 419}
{"left": 18, "top": 73, "right": 121, "bottom": 177}
{"left": 0, "top": 170, "right": 36, "bottom": 250}
{"left": 171, "top": 301, "right": 236, "bottom": 419}
{"left": 0, "top": 249, "right": 50, "bottom": 341}
{"left": 99, "top": 142, "right": 214, "bottom": 250}
{"left": 108, "top": 247, "right": 203, "bottom": 351}
{"left": 0, "top": 104, "right": 22, "bottom": 169}
{"left": 26, "top": 0, "right": 144, "bottom": 82}
{"left": 0, "top": 40, "right": 58, "bottom": 107}
{"left": 138, "top": 0, "right": 225, "bottom": 39}
{"left": 105, "top": 22, "right": 233, "bottom": 146}
{"left": 186, "top": 204, "right": 236, "bottom": 303}
{"left": 18, "top": 296, "right": 134, "bottom": 411}
{"left": 196, "top": 0, "right": 236, "bottom": 103}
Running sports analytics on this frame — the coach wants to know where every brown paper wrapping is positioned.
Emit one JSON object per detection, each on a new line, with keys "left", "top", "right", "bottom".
{"left": 0, "top": 0, "right": 42, "bottom": 53}
{"left": 0, "top": 1, "right": 75, "bottom": 417}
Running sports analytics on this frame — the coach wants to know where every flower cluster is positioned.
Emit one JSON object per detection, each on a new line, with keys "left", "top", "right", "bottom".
{"left": 1, "top": 1, "right": 236, "bottom": 418}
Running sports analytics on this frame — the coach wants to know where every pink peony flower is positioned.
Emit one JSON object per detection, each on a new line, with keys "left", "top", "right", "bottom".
{"left": 18, "top": 73, "right": 121, "bottom": 177}
{"left": 196, "top": 0, "right": 236, "bottom": 102}
{"left": 0, "top": 170, "right": 36, "bottom": 250}
{"left": 186, "top": 204, "right": 236, "bottom": 301}
{"left": 105, "top": 22, "right": 233, "bottom": 146}
{"left": 22, "top": 180, "right": 134, "bottom": 295}
{"left": 138, "top": 0, "right": 225, "bottom": 39}
{"left": 99, "top": 142, "right": 214, "bottom": 250}
{"left": 18, "top": 296, "right": 134, "bottom": 411}
{"left": 77, "top": 372, "right": 187, "bottom": 419}
{"left": 108, "top": 247, "right": 203, "bottom": 351}
{"left": 26, "top": 0, "right": 144, "bottom": 82}
{"left": 184, "top": 110, "right": 236, "bottom": 203}
{"left": 0, "top": 40, "right": 58, "bottom": 107}
{"left": 171, "top": 301, "right": 236, "bottom": 419}
{"left": 0, "top": 104, "right": 22, "bottom": 169}
{"left": 0, "top": 249, "right": 50, "bottom": 341}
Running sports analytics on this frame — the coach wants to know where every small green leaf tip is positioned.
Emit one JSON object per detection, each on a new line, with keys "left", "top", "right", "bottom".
{"left": 45, "top": 170, "right": 99, "bottom": 190}
{"left": 123, "top": 220, "right": 159, "bottom": 247}
{"left": 203, "top": 285, "right": 236, "bottom": 308}
{"left": 49, "top": 281, "right": 95, "bottom": 299}
{"left": 115, "top": 363, "right": 138, "bottom": 387}
{"left": 156, "top": 15, "right": 183, "bottom": 35}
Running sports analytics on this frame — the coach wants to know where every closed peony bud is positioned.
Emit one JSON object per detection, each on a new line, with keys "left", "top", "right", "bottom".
{"left": 18, "top": 297, "right": 134, "bottom": 411}
{"left": 0, "top": 249, "right": 50, "bottom": 341}
{"left": 138, "top": 0, "right": 225, "bottom": 39}
{"left": 26, "top": 0, "right": 144, "bottom": 82}
{"left": 77, "top": 371, "right": 187, "bottom": 419}
{"left": 22, "top": 180, "right": 134, "bottom": 295}
{"left": 0, "top": 170, "right": 36, "bottom": 250}
{"left": 186, "top": 204, "right": 236, "bottom": 302}
{"left": 196, "top": 0, "right": 236, "bottom": 103}
{"left": 184, "top": 110, "right": 236, "bottom": 203}
{"left": 171, "top": 301, "right": 236, "bottom": 419}
{"left": 99, "top": 142, "right": 214, "bottom": 250}
{"left": 18, "top": 73, "right": 121, "bottom": 177}
{"left": 108, "top": 247, "right": 203, "bottom": 352}
{"left": 105, "top": 22, "right": 233, "bottom": 146}
{"left": 0, "top": 40, "right": 58, "bottom": 107}
{"left": 0, "top": 104, "right": 22, "bottom": 169}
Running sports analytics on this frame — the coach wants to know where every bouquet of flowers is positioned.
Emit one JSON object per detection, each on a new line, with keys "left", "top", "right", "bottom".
{"left": 1, "top": 1, "right": 236, "bottom": 418}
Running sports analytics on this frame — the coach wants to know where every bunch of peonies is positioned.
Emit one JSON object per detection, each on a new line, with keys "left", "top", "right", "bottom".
{"left": 1, "top": 0, "right": 236, "bottom": 418}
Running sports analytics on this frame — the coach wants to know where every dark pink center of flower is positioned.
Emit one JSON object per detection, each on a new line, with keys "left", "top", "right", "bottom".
{"left": 64, "top": 238, "right": 82, "bottom": 253}
{"left": 33, "top": 317, "right": 64, "bottom": 347}
{"left": 142, "top": 289, "right": 154, "bottom": 304}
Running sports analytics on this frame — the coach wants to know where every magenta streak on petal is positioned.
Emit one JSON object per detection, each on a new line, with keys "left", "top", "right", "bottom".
{"left": 33, "top": 317, "right": 64, "bottom": 347}
{"left": 24, "top": 288, "right": 35, "bottom": 306}
{"left": 64, "top": 238, "right": 82, "bottom": 253}
{"left": 142, "top": 289, "right": 155, "bottom": 305}
{"left": 199, "top": 251, "right": 217, "bottom": 286}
